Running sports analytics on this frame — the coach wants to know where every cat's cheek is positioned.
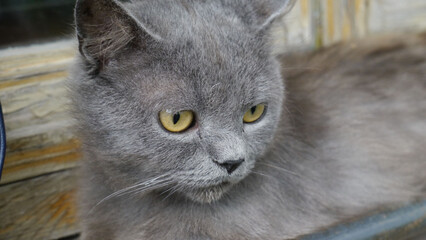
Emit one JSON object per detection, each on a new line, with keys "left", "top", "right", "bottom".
{"left": 244, "top": 114, "right": 278, "bottom": 147}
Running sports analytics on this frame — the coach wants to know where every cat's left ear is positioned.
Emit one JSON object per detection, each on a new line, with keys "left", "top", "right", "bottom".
{"left": 252, "top": 0, "right": 295, "bottom": 30}
{"left": 74, "top": 0, "right": 161, "bottom": 74}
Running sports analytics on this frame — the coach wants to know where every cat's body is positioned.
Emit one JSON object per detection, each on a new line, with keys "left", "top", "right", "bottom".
{"left": 69, "top": 0, "right": 426, "bottom": 239}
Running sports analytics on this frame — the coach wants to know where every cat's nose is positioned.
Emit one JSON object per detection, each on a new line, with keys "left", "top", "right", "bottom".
{"left": 214, "top": 159, "right": 244, "bottom": 174}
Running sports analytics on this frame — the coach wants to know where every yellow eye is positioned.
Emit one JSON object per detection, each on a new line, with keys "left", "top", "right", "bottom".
{"left": 159, "top": 110, "right": 194, "bottom": 133}
{"left": 243, "top": 104, "right": 266, "bottom": 123}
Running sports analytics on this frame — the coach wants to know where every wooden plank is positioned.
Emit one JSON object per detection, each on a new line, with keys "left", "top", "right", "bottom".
{"left": 1, "top": 139, "right": 81, "bottom": 184}
{"left": 0, "top": 42, "right": 80, "bottom": 184}
{"left": 0, "top": 169, "right": 79, "bottom": 240}
{"left": 271, "top": 0, "right": 426, "bottom": 53}
{"left": 0, "top": 71, "right": 68, "bottom": 90}
{"left": 0, "top": 41, "right": 81, "bottom": 239}
{"left": 0, "top": 40, "right": 74, "bottom": 81}
{"left": 0, "top": 78, "right": 80, "bottom": 184}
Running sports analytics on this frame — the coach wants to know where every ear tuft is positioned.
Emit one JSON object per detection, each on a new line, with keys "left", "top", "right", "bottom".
{"left": 75, "top": 0, "right": 145, "bottom": 73}
{"left": 252, "top": 0, "right": 295, "bottom": 29}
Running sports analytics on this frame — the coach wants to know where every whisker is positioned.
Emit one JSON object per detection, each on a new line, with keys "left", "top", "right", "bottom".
{"left": 162, "top": 184, "right": 185, "bottom": 202}
{"left": 106, "top": 174, "right": 170, "bottom": 199}
{"left": 251, "top": 170, "right": 280, "bottom": 181}
{"left": 119, "top": 180, "right": 175, "bottom": 203}
{"left": 88, "top": 174, "right": 172, "bottom": 215}
{"left": 159, "top": 185, "right": 175, "bottom": 196}
{"left": 257, "top": 162, "right": 301, "bottom": 178}
{"left": 117, "top": 179, "right": 173, "bottom": 198}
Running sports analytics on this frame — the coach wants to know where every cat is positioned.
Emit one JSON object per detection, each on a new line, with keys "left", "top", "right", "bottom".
{"left": 68, "top": 0, "right": 426, "bottom": 239}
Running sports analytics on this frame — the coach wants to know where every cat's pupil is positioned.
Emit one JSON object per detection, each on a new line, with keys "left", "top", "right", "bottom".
{"left": 173, "top": 113, "right": 180, "bottom": 124}
{"left": 250, "top": 106, "right": 257, "bottom": 114}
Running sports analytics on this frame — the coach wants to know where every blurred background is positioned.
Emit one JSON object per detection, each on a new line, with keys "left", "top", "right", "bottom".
{"left": 0, "top": 0, "right": 75, "bottom": 48}
{"left": 1, "top": 0, "right": 426, "bottom": 49}
{"left": 0, "top": 1, "right": 425, "bottom": 240}
{"left": 275, "top": 0, "right": 426, "bottom": 51}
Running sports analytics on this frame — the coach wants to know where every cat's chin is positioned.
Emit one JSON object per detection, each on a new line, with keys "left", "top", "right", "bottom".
{"left": 183, "top": 182, "right": 232, "bottom": 204}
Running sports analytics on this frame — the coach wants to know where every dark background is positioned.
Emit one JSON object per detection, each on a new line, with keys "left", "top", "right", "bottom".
{"left": 0, "top": 0, "right": 76, "bottom": 48}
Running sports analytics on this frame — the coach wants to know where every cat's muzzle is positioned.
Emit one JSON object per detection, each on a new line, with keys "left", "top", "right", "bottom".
{"left": 184, "top": 181, "right": 232, "bottom": 204}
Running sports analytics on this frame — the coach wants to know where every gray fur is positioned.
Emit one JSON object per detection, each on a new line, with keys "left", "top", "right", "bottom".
{"left": 68, "top": 0, "right": 426, "bottom": 239}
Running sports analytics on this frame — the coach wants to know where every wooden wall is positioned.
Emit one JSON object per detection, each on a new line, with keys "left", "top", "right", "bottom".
{"left": 0, "top": 41, "right": 80, "bottom": 240}
{"left": 272, "top": 0, "right": 426, "bottom": 52}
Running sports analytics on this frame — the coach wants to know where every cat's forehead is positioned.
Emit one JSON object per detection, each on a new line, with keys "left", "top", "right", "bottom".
{"left": 125, "top": 0, "right": 268, "bottom": 79}
{"left": 120, "top": 1, "right": 277, "bottom": 110}
{"left": 149, "top": 41, "right": 270, "bottom": 110}
{"left": 130, "top": 60, "right": 269, "bottom": 113}
{"left": 127, "top": 1, "right": 251, "bottom": 41}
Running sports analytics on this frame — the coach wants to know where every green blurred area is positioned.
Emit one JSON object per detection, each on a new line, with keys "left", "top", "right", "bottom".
{"left": 0, "top": 0, "right": 76, "bottom": 48}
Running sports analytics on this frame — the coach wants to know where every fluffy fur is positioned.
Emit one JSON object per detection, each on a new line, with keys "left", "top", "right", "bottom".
{"left": 68, "top": 0, "right": 426, "bottom": 239}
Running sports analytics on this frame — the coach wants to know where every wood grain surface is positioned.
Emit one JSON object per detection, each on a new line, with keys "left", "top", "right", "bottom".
{"left": 0, "top": 170, "right": 79, "bottom": 240}
{"left": 0, "top": 41, "right": 81, "bottom": 239}
{"left": 0, "top": 41, "right": 79, "bottom": 185}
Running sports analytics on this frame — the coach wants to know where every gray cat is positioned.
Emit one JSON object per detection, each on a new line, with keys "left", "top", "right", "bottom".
{"left": 68, "top": 0, "right": 426, "bottom": 239}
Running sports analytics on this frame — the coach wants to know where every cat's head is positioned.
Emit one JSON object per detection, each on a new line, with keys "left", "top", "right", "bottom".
{"left": 72, "top": 0, "right": 293, "bottom": 203}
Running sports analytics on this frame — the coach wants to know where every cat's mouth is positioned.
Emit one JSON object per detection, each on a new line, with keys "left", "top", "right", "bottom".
{"left": 183, "top": 182, "right": 232, "bottom": 203}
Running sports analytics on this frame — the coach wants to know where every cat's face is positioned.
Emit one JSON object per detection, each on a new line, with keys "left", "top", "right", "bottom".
{"left": 72, "top": 0, "right": 290, "bottom": 203}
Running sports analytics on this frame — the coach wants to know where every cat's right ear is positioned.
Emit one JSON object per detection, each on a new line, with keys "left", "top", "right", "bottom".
{"left": 252, "top": 0, "right": 295, "bottom": 29}
{"left": 75, "top": 0, "right": 160, "bottom": 74}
